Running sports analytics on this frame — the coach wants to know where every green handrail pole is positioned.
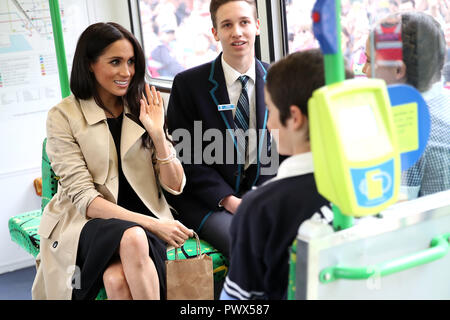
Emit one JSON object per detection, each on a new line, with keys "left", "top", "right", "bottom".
{"left": 332, "top": 204, "right": 354, "bottom": 231}
{"left": 323, "top": 0, "right": 345, "bottom": 85}
{"left": 323, "top": 0, "right": 352, "bottom": 230}
{"left": 48, "top": 0, "right": 70, "bottom": 98}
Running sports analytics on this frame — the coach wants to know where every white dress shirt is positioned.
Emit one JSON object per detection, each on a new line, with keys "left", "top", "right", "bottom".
{"left": 221, "top": 56, "right": 257, "bottom": 168}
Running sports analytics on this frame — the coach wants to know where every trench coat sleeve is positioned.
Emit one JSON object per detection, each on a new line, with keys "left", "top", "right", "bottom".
{"left": 46, "top": 103, "right": 103, "bottom": 218}
{"left": 159, "top": 173, "right": 186, "bottom": 196}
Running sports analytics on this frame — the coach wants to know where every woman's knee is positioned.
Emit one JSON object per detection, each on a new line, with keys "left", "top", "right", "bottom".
{"left": 120, "top": 226, "right": 149, "bottom": 258}
{"left": 103, "top": 262, "right": 130, "bottom": 298}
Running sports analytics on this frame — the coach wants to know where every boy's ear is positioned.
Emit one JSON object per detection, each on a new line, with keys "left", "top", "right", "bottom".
{"left": 395, "top": 61, "right": 407, "bottom": 80}
{"left": 289, "top": 105, "right": 306, "bottom": 130}
{"left": 212, "top": 27, "right": 219, "bottom": 42}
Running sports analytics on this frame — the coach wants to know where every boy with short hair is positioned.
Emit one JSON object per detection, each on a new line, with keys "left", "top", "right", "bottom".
{"left": 221, "top": 49, "right": 339, "bottom": 300}
{"left": 363, "top": 12, "right": 450, "bottom": 199}
{"left": 166, "top": 0, "right": 280, "bottom": 257}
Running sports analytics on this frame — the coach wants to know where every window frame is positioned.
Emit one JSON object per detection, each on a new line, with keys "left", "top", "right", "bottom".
{"left": 279, "top": 0, "right": 290, "bottom": 58}
{"left": 129, "top": 0, "right": 272, "bottom": 92}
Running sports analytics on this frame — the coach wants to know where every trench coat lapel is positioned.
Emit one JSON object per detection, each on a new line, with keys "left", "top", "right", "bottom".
{"left": 80, "top": 98, "right": 107, "bottom": 126}
{"left": 79, "top": 98, "right": 115, "bottom": 192}
{"left": 121, "top": 106, "right": 146, "bottom": 159}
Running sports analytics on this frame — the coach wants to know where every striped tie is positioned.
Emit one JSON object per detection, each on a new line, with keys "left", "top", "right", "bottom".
{"left": 234, "top": 75, "right": 250, "bottom": 163}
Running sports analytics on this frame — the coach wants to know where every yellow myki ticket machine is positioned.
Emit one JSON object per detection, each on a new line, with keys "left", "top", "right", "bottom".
{"left": 309, "top": 78, "right": 401, "bottom": 217}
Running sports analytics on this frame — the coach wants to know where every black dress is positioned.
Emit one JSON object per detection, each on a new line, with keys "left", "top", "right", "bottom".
{"left": 71, "top": 114, "right": 167, "bottom": 300}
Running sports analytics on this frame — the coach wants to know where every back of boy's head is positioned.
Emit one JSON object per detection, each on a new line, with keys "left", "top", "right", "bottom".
{"left": 401, "top": 12, "right": 445, "bottom": 92}
{"left": 209, "top": 0, "right": 258, "bottom": 29}
{"left": 374, "top": 12, "right": 445, "bottom": 92}
{"left": 266, "top": 49, "right": 325, "bottom": 125}
{"left": 267, "top": 49, "right": 354, "bottom": 125}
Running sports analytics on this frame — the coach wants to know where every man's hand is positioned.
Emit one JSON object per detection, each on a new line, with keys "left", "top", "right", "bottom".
{"left": 221, "top": 195, "right": 242, "bottom": 214}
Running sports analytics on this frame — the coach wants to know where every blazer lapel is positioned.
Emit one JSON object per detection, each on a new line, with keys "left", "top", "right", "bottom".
{"left": 255, "top": 59, "right": 268, "bottom": 132}
{"left": 209, "top": 54, "right": 235, "bottom": 132}
{"left": 251, "top": 60, "right": 270, "bottom": 187}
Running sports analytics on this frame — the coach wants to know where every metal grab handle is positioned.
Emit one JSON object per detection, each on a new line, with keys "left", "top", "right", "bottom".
{"left": 320, "top": 233, "right": 450, "bottom": 284}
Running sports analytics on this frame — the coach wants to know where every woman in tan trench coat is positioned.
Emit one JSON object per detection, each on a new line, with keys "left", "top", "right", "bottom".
{"left": 32, "top": 22, "right": 193, "bottom": 300}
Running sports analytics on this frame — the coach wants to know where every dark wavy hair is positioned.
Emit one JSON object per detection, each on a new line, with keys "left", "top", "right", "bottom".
{"left": 70, "top": 22, "right": 153, "bottom": 149}
{"left": 400, "top": 12, "right": 446, "bottom": 92}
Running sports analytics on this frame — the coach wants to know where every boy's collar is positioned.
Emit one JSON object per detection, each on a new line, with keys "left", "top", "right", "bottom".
{"left": 221, "top": 54, "right": 256, "bottom": 86}
{"left": 260, "top": 152, "right": 314, "bottom": 188}
{"left": 422, "top": 81, "right": 445, "bottom": 101}
{"left": 276, "top": 152, "right": 314, "bottom": 180}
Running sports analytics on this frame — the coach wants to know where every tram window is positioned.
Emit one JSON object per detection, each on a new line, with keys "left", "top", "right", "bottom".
{"left": 284, "top": 0, "right": 320, "bottom": 53}
{"left": 284, "top": 0, "right": 450, "bottom": 78}
{"left": 138, "top": 0, "right": 221, "bottom": 82}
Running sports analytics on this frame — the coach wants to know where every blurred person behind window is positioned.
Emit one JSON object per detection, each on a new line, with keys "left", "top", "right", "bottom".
{"left": 150, "top": 22, "right": 184, "bottom": 78}
{"left": 364, "top": 12, "right": 450, "bottom": 199}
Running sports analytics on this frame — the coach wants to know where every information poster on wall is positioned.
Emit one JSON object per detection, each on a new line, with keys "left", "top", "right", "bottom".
{"left": 0, "top": 0, "right": 89, "bottom": 174}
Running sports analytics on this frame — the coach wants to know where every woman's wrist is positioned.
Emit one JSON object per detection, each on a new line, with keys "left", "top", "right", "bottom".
{"left": 156, "top": 148, "right": 177, "bottom": 165}
{"left": 149, "top": 128, "right": 166, "bottom": 144}
{"left": 144, "top": 216, "right": 158, "bottom": 233}
{"left": 151, "top": 130, "right": 171, "bottom": 159}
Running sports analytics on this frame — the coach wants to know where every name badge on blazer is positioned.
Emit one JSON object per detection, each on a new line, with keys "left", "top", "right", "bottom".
{"left": 218, "top": 104, "right": 235, "bottom": 111}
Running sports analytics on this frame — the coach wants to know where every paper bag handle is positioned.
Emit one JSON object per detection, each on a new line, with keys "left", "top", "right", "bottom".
{"left": 174, "top": 231, "right": 201, "bottom": 260}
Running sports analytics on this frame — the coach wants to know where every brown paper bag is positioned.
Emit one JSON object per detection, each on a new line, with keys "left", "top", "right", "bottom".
{"left": 166, "top": 232, "right": 214, "bottom": 300}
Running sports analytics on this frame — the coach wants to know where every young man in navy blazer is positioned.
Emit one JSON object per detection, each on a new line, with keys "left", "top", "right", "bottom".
{"left": 166, "top": 0, "right": 280, "bottom": 257}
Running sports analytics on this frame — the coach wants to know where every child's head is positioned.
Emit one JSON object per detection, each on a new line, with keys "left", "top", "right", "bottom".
{"left": 265, "top": 49, "right": 353, "bottom": 155}
{"left": 265, "top": 49, "right": 325, "bottom": 155}
{"left": 363, "top": 12, "right": 445, "bottom": 92}
{"left": 210, "top": 0, "right": 258, "bottom": 29}
{"left": 266, "top": 49, "right": 325, "bottom": 125}
{"left": 401, "top": 12, "right": 445, "bottom": 91}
